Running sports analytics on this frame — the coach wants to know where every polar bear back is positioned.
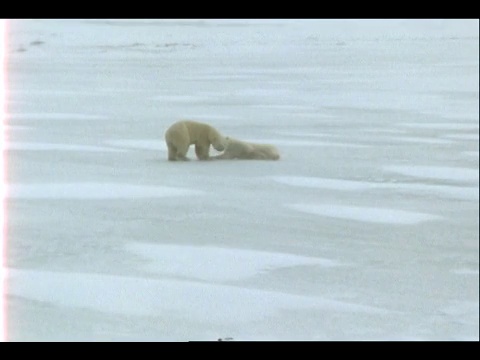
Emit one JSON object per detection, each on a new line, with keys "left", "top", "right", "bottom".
{"left": 218, "top": 137, "right": 280, "bottom": 160}
{"left": 166, "top": 120, "right": 219, "bottom": 144}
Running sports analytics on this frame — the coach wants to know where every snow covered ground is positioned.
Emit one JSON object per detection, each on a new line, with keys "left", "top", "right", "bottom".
{"left": 4, "top": 19, "right": 479, "bottom": 341}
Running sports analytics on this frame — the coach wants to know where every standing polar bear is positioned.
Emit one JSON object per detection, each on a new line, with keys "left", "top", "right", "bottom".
{"left": 165, "top": 120, "right": 226, "bottom": 161}
{"left": 211, "top": 136, "right": 280, "bottom": 160}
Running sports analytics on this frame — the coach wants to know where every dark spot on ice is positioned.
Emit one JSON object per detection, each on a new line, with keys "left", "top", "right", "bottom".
{"left": 336, "top": 41, "right": 347, "bottom": 46}
{"left": 158, "top": 43, "right": 196, "bottom": 49}
{"left": 217, "top": 337, "right": 234, "bottom": 341}
{"left": 30, "top": 40, "right": 45, "bottom": 46}
{"left": 16, "top": 46, "right": 27, "bottom": 53}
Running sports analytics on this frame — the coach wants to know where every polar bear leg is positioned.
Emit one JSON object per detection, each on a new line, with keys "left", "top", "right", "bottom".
{"left": 167, "top": 141, "right": 190, "bottom": 161}
{"left": 167, "top": 142, "right": 177, "bottom": 161}
{"left": 195, "top": 143, "right": 210, "bottom": 160}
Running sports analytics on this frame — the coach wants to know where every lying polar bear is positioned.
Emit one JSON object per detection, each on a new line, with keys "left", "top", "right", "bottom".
{"left": 165, "top": 120, "right": 226, "bottom": 161}
{"left": 211, "top": 136, "right": 280, "bottom": 160}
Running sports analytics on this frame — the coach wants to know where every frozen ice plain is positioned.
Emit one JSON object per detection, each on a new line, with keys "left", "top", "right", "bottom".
{"left": 4, "top": 19, "right": 479, "bottom": 341}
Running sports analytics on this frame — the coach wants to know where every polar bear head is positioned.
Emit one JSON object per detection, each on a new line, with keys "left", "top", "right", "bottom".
{"left": 208, "top": 128, "right": 227, "bottom": 152}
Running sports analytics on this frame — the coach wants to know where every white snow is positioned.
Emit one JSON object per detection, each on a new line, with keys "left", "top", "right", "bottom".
{"left": 384, "top": 136, "right": 454, "bottom": 145}
{"left": 273, "top": 131, "right": 334, "bottom": 138}
{"left": 244, "top": 139, "right": 370, "bottom": 148}
{"left": 125, "top": 243, "right": 342, "bottom": 282}
{"left": 4, "top": 125, "right": 33, "bottom": 131}
{"left": 7, "top": 268, "right": 387, "bottom": 340}
{"left": 6, "top": 142, "right": 126, "bottom": 152}
{"left": 453, "top": 268, "right": 480, "bottom": 276}
{"left": 463, "top": 151, "right": 479, "bottom": 158}
{"left": 4, "top": 19, "right": 479, "bottom": 341}
{"left": 384, "top": 165, "right": 479, "bottom": 183}
{"left": 401, "top": 123, "right": 479, "bottom": 130}
{"left": 7, "top": 183, "right": 203, "bottom": 199}
{"left": 7, "top": 113, "right": 108, "bottom": 121}
{"left": 273, "top": 176, "right": 375, "bottom": 191}
{"left": 104, "top": 139, "right": 167, "bottom": 151}
{"left": 288, "top": 204, "right": 441, "bottom": 225}
{"left": 272, "top": 176, "right": 479, "bottom": 201}
{"left": 443, "top": 134, "right": 479, "bottom": 141}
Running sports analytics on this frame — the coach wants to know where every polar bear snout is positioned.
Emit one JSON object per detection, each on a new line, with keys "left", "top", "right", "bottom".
{"left": 214, "top": 143, "right": 225, "bottom": 152}
{"left": 212, "top": 136, "right": 228, "bottom": 152}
